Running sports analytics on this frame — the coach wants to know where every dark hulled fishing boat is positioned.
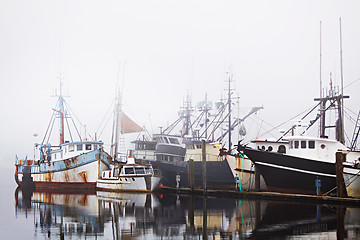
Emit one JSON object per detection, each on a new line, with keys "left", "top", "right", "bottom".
{"left": 238, "top": 83, "right": 360, "bottom": 195}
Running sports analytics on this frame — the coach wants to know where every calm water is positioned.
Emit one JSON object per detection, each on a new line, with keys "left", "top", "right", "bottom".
{"left": 4, "top": 184, "right": 359, "bottom": 240}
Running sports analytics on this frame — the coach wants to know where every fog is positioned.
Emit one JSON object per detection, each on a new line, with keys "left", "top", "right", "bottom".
{"left": 1, "top": 1, "right": 360, "bottom": 172}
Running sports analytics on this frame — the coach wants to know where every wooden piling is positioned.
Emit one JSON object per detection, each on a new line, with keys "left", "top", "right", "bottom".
{"left": 202, "top": 140, "right": 207, "bottom": 191}
{"left": 335, "top": 151, "right": 345, "bottom": 198}
{"left": 188, "top": 159, "right": 195, "bottom": 191}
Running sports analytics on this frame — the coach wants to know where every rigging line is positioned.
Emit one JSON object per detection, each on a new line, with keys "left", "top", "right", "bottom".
{"left": 344, "top": 77, "right": 360, "bottom": 89}
{"left": 215, "top": 111, "right": 232, "bottom": 142}
{"left": 190, "top": 111, "right": 204, "bottom": 131}
{"left": 344, "top": 106, "right": 359, "bottom": 118}
{"left": 163, "top": 117, "right": 183, "bottom": 134}
{"left": 46, "top": 114, "right": 57, "bottom": 145}
{"left": 41, "top": 97, "right": 61, "bottom": 145}
{"left": 98, "top": 104, "right": 115, "bottom": 139}
{"left": 252, "top": 104, "right": 315, "bottom": 143}
{"left": 301, "top": 100, "right": 337, "bottom": 135}
{"left": 95, "top": 101, "right": 114, "bottom": 134}
{"left": 203, "top": 103, "right": 227, "bottom": 140}
{"left": 65, "top": 112, "right": 74, "bottom": 142}
{"left": 63, "top": 99, "right": 83, "bottom": 128}
{"left": 64, "top": 101, "right": 82, "bottom": 141}
{"left": 41, "top": 109, "right": 57, "bottom": 145}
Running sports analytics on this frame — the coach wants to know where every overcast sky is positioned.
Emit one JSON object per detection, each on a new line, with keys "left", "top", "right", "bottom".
{"left": 1, "top": 1, "right": 360, "bottom": 172}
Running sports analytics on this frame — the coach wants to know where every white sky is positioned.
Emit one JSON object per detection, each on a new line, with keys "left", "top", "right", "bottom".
{"left": 1, "top": 0, "right": 360, "bottom": 172}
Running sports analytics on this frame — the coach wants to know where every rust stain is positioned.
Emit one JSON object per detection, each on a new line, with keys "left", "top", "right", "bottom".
{"left": 235, "top": 157, "right": 241, "bottom": 169}
{"left": 64, "top": 171, "right": 70, "bottom": 182}
{"left": 79, "top": 171, "right": 88, "bottom": 182}
{"left": 64, "top": 159, "right": 72, "bottom": 168}
{"left": 95, "top": 153, "right": 100, "bottom": 159}
{"left": 45, "top": 172, "right": 52, "bottom": 182}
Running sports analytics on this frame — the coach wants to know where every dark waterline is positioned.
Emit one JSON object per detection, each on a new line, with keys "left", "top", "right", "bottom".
{"left": 6, "top": 182, "right": 360, "bottom": 239}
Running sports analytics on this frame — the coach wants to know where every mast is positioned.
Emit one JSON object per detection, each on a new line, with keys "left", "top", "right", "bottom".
{"left": 319, "top": 21, "right": 326, "bottom": 138}
{"left": 111, "top": 62, "right": 126, "bottom": 160}
{"left": 59, "top": 78, "right": 65, "bottom": 144}
{"left": 339, "top": 17, "right": 345, "bottom": 144}
{"left": 205, "top": 93, "right": 209, "bottom": 139}
{"left": 227, "top": 69, "right": 232, "bottom": 150}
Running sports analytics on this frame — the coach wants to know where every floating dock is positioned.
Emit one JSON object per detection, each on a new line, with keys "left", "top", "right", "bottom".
{"left": 159, "top": 186, "right": 360, "bottom": 206}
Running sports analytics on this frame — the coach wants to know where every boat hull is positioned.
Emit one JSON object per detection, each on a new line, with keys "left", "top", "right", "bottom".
{"left": 96, "top": 176, "right": 161, "bottom": 192}
{"left": 240, "top": 146, "right": 337, "bottom": 195}
{"left": 343, "top": 165, "right": 360, "bottom": 198}
{"left": 154, "top": 159, "right": 235, "bottom": 189}
{"left": 15, "top": 149, "right": 111, "bottom": 189}
{"left": 225, "top": 154, "right": 267, "bottom": 191}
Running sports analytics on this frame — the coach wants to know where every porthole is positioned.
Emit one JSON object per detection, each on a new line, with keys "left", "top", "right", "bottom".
{"left": 320, "top": 144, "right": 326, "bottom": 149}
{"left": 132, "top": 178, "right": 135, "bottom": 181}
{"left": 268, "top": 146, "right": 273, "bottom": 152}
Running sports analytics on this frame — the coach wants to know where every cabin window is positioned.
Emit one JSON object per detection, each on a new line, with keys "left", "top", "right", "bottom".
{"left": 94, "top": 145, "right": 98, "bottom": 150}
{"left": 163, "top": 137, "right": 169, "bottom": 143}
{"left": 301, "top": 141, "right": 306, "bottom": 149}
{"left": 86, "top": 144, "right": 92, "bottom": 150}
{"left": 135, "top": 167, "right": 145, "bottom": 174}
{"left": 77, "top": 144, "right": 83, "bottom": 151}
{"left": 196, "top": 144, "right": 202, "bottom": 149}
{"left": 186, "top": 144, "right": 195, "bottom": 149}
{"left": 69, "top": 145, "right": 74, "bottom": 152}
{"left": 309, "top": 141, "right": 315, "bottom": 149}
{"left": 169, "top": 138, "right": 179, "bottom": 144}
{"left": 278, "top": 145, "right": 286, "bottom": 154}
{"left": 145, "top": 167, "right": 153, "bottom": 174}
{"left": 294, "top": 141, "right": 299, "bottom": 149}
{"left": 289, "top": 141, "right": 293, "bottom": 149}
{"left": 147, "top": 143, "right": 156, "bottom": 150}
{"left": 125, "top": 167, "right": 134, "bottom": 174}
{"left": 54, "top": 154, "right": 56, "bottom": 160}
{"left": 156, "top": 137, "right": 163, "bottom": 143}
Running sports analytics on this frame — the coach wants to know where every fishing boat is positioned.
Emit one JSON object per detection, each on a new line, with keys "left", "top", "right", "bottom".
{"left": 97, "top": 68, "right": 161, "bottom": 192}
{"left": 238, "top": 80, "right": 360, "bottom": 195}
{"left": 134, "top": 76, "right": 264, "bottom": 190}
{"left": 15, "top": 86, "right": 112, "bottom": 190}
{"left": 96, "top": 155, "right": 161, "bottom": 192}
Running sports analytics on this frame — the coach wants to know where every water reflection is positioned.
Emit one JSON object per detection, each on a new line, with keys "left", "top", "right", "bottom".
{"left": 14, "top": 187, "right": 360, "bottom": 239}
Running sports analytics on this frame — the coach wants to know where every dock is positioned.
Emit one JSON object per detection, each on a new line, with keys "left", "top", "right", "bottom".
{"left": 159, "top": 186, "right": 360, "bottom": 206}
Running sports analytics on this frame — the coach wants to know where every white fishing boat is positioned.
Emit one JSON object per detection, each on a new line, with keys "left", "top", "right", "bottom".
{"left": 96, "top": 155, "right": 161, "bottom": 192}
{"left": 15, "top": 84, "right": 112, "bottom": 189}
{"left": 97, "top": 69, "right": 161, "bottom": 192}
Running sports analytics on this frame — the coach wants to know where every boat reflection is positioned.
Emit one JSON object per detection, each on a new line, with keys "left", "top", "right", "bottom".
{"left": 14, "top": 187, "right": 360, "bottom": 239}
